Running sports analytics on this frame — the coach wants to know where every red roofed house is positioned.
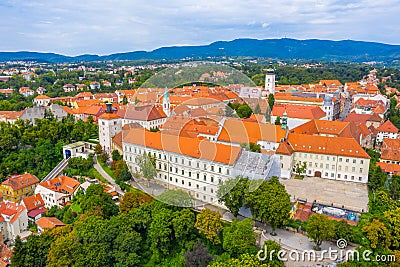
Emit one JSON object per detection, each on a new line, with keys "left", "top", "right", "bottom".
{"left": 0, "top": 201, "right": 29, "bottom": 241}
{"left": 276, "top": 133, "right": 370, "bottom": 183}
{"left": 63, "top": 84, "right": 76, "bottom": 92}
{"left": 271, "top": 104, "right": 327, "bottom": 129}
{"left": 0, "top": 173, "right": 40, "bottom": 202}
{"left": 35, "top": 176, "right": 81, "bottom": 208}
{"left": 376, "top": 120, "right": 399, "bottom": 143}
{"left": 19, "top": 87, "right": 34, "bottom": 97}
{"left": 21, "top": 193, "right": 47, "bottom": 222}
{"left": 36, "top": 217, "right": 65, "bottom": 233}
{"left": 33, "top": 95, "right": 51, "bottom": 106}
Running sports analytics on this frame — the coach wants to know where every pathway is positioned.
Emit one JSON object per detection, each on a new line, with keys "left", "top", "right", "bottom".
{"left": 93, "top": 155, "right": 125, "bottom": 196}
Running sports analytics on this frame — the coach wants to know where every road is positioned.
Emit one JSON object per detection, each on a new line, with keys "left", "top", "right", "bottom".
{"left": 339, "top": 96, "right": 352, "bottom": 121}
{"left": 93, "top": 155, "right": 125, "bottom": 196}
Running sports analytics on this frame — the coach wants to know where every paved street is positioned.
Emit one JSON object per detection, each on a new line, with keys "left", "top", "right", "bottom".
{"left": 93, "top": 155, "right": 125, "bottom": 196}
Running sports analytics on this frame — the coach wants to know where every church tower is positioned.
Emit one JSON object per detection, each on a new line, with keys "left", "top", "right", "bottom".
{"left": 265, "top": 62, "right": 276, "bottom": 95}
{"left": 162, "top": 87, "right": 170, "bottom": 117}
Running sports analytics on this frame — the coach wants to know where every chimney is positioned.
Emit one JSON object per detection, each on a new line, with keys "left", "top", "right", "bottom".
{"left": 106, "top": 103, "right": 112, "bottom": 113}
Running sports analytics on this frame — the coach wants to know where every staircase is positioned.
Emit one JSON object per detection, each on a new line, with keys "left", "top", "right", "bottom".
{"left": 42, "top": 158, "right": 69, "bottom": 182}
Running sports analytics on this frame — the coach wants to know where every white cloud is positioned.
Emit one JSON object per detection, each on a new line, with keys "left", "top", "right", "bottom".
{"left": 0, "top": 0, "right": 399, "bottom": 55}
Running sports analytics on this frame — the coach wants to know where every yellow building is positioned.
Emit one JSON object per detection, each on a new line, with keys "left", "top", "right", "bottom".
{"left": 0, "top": 173, "right": 40, "bottom": 202}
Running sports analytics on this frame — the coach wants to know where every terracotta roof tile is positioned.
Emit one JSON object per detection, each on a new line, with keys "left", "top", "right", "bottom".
{"left": 272, "top": 104, "right": 326, "bottom": 119}
{"left": 21, "top": 193, "right": 45, "bottom": 211}
{"left": 376, "top": 120, "right": 399, "bottom": 133}
{"left": 38, "top": 176, "right": 80, "bottom": 194}
{"left": 2, "top": 173, "right": 39, "bottom": 191}
{"left": 36, "top": 217, "right": 65, "bottom": 229}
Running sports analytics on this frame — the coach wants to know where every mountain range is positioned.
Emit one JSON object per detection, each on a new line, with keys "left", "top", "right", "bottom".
{"left": 1, "top": 38, "right": 400, "bottom": 63}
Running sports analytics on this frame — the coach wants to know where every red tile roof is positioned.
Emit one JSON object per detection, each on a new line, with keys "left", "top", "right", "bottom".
{"left": 123, "top": 128, "right": 241, "bottom": 165}
{"left": 2, "top": 173, "right": 39, "bottom": 191}
{"left": 36, "top": 217, "right": 65, "bottom": 229}
{"left": 21, "top": 193, "right": 45, "bottom": 211}
{"left": 272, "top": 104, "right": 326, "bottom": 119}
{"left": 376, "top": 120, "right": 399, "bottom": 133}
{"left": 38, "top": 176, "right": 80, "bottom": 194}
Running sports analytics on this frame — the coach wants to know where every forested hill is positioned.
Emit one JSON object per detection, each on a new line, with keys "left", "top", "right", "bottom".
{"left": 1, "top": 38, "right": 400, "bottom": 63}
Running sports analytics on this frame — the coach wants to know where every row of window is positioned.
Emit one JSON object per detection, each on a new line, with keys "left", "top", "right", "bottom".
{"left": 296, "top": 153, "right": 365, "bottom": 164}
{"left": 125, "top": 146, "right": 230, "bottom": 175}
{"left": 159, "top": 174, "right": 217, "bottom": 194}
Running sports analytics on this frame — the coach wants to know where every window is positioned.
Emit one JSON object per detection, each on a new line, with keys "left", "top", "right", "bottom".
{"left": 360, "top": 168, "right": 363, "bottom": 173}
{"left": 197, "top": 162, "right": 199, "bottom": 168}
{"left": 189, "top": 161, "right": 191, "bottom": 166}
{"left": 175, "top": 178, "right": 178, "bottom": 183}
{"left": 226, "top": 169, "right": 230, "bottom": 175}
{"left": 189, "top": 182, "right": 191, "bottom": 186}
{"left": 361, "top": 160, "right": 364, "bottom": 164}
{"left": 170, "top": 167, "right": 172, "bottom": 172}
{"left": 326, "top": 164, "right": 329, "bottom": 169}
{"left": 211, "top": 188, "right": 214, "bottom": 193}
{"left": 325, "top": 172, "right": 328, "bottom": 177}
{"left": 189, "top": 172, "right": 192, "bottom": 177}
{"left": 181, "top": 180, "right": 184, "bottom": 185}
{"left": 181, "top": 170, "right": 184, "bottom": 175}
{"left": 346, "top": 159, "right": 349, "bottom": 163}
{"left": 211, "top": 177, "right": 214, "bottom": 183}
{"left": 181, "top": 159, "right": 184, "bottom": 164}
{"left": 203, "top": 195, "right": 206, "bottom": 200}
{"left": 359, "top": 177, "right": 362, "bottom": 181}
{"left": 197, "top": 173, "right": 200, "bottom": 179}
{"left": 338, "top": 174, "right": 341, "bottom": 178}
{"left": 175, "top": 168, "right": 178, "bottom": 174}
{"left": 351, "top": 176, "right": 354, "bottom": 180}
{"left": 344, "top": 175, "right": 347, "bottom": 179}
{"left": 339, "top": 158, "right": 342, "bottom": 162}
{"left": 211, "top": 166, "right": 214, "bottom": 171}
{"left": 331, "top": 173, "right": 334, "bottom": 177}
{"left": 203, "top": 186, "right": 206, "bottom": 191}
{"left": 332, "top": 165, "right": 335, "bottom": 170}
{"left": 204, "top": 164, "right": 207, "bottom": 170}
{"left": 352, "top": 167, "right": 355, "bottom": 172}
{"left": 164, "top": 175, "right": 167, "bottom": 180}
{"left": 175, "top": 157, "right": 178, "bottom": 163}
{"left": 315, "top": 163, "right": 318, "bottom": 167}
{"left": 219, "top": 167, "right": 222, "bottom": 173}
{"left": 280, "top": 156, "right": 283, "bottom": 160}
{"left": 203, "top": 175, "right": 207, "bottom": 181}
{"left": 320, "top": 163, "right": 323, "bottom": 168}
{"left": 353, "top": 159, "right": 356, "bottom": 164}
{"left": 196, "top": 184, "right": 199, "bottom": 189}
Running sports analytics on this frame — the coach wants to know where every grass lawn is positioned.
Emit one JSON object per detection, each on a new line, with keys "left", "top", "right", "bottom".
{"left": 99, "top": 161, "right": 115, "bottom": 178}
{"left": 88, "top": 167, "right": 110, "bottom": 184}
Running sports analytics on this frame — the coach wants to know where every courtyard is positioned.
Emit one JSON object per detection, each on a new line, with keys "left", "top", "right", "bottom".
{"left": 281, "top": 176, "right": 369, "bottom": 213}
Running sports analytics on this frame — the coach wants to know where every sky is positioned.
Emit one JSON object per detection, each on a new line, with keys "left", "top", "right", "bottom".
{"left": 1, "top": 0, "right": 400, "bottom": 55}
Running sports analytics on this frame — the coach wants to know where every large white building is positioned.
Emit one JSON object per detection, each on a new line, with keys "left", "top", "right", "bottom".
{"left": 0, "top": 201, "right": 29, "bottom": 241}
{"left": 276, "top": 133, "right": 370, "bottom": 183}
{"left": 123, "top": 128, "right": 280, "bottom": 206}
{"left": 376, "top": 120, "right": 399, "bottom": 143}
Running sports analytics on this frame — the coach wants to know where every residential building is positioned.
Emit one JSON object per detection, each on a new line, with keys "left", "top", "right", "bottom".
{"left": 0, "top": 111, "right": 24, "bottom": 124}
{"left": 89, "top": 82, "right": 101, "bottom": 90}
{"left": 98, "top": 104, "right": 123, "bottom": 153}
{"left": 0, "top": 173, "right": 40, "bottom": 202}
{"left": 276, "top": 133, "right": 370, "bottom": 183}
{"left": 271, "top": 104, "right": 327, "bottom": 129}
{"left": 344, "top": 112, "right": 383, "bottom": 128}
{"left": 380, "top": 138, "right": 400, "bottom": 164}
{"left": 63, "top": 84, "right": 75, "bottom": 92}
{"left": 35, "top": 176, "right": 80, "bottom": 208}
{"left": 376, "top": 120, "right": 399, "bottom": 143}
{"left": 0, "top": 201, "right": 29, "bottom": 241}
{"left": 118, "top": 104, "right": 167, "bottom": 130}
{"left": 36, "top": 217, "right": 65, "bottom": 233}
{"left": 21, "top": 193, "right": 46, "bottom": 222}
{"left": 123, "top": 127, "right": 280, "bottom": 206}
{"left": 33, "top": 95, "right": 51, "bottom": 106}
{"left": 19, "top": 87, "right": 34, "bottom": 97}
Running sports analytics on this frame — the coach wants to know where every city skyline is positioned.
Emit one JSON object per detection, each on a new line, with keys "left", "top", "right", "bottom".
{"left": 1, "top": 0, "right": 400, "bottom": 55}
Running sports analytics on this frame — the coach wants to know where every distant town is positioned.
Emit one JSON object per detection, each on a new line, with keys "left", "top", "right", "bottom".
{"left": 0, "top": 58, "right": 400, "bottom": 266}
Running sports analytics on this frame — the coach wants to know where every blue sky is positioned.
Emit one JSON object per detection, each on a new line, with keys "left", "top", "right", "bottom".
{"left": 1, "top": 0, "right": 400, "bottom": 55}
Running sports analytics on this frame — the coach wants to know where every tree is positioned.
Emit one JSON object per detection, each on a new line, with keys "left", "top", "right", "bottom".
{"left": 99, "top": 150, "right": 109, "bottom": 163}
{"left": 274, "top": 116, "right": 281, "bottom": 125}
{"left": 383, "top": 207, "right": 400, "bottom": 249}
{"left": 209, "top": 253, "right": 269, "bottom": 267}
{"left": 81, "top": 184, "right": 119, "bottom": 218}
{"left": 119, "top": 190, "right": 153, "bottom": 214}
{"left": 137, "top": 152, "right": 157, "bottom": 187}
{"left": 148, "top": 206, "right": 172, "bottom": 256}
{"left": 172, "top": 208, "right": 195, "bottom": 244}
{"left": 246, "top": 177, "right": 291, "bottom": 235}
{"left": 11, "top": 236, "right": 24, "bottom": 267}
{"left": 223, "top": 218, "right": 257, "bottom": 257}
{"left": 294, "top": 161, "right": 307, "bottom": 177}
{"left": 389, "top": 175, "right": 400, "bottom": 200}
{"left": 334, "top": 220, "right": 354, "bottom": 242}
{"left": 217, "top": 176, "right": 249, "bottom": 217}
{"left": 362, "top": 219, "right": 391, "bottom": 251}
{"left": 254, "top": 103, "right": 262, "bottom": 114}
{"left": 122, "top": 95, "right": 128, "bottom": 105}
{"left": 249, "top": 142, "right": 261, "bottom": 153}
{"left": 94, "top": 144, "right": 103, "bottom": 155}
{"left": 111, "top": 150, "right": 122, "bottom": 161}
{"left": 236, "top": 104, "right": 252, "bottom": 118}
{"left": 268, "top": 93, "right": 275, "bottom": 110}
{"left": 195, "top": 209, "right": 223, "bottom": 244}
{"left": 115, "top": 163, "right": 132, "bottom": 182}
{"left": 184, "top": 241, "right": 214, "bottom": 267}
{"left": 306, "top": 214, "right": 335, "bottom": 250}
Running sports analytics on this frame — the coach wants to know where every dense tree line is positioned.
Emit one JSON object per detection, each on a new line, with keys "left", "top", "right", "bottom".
{"left": 0, "top": 116, "right": 98, "bottom": 180}
{"left": 11, "top": 184, "right": 281, "bottom": 267}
